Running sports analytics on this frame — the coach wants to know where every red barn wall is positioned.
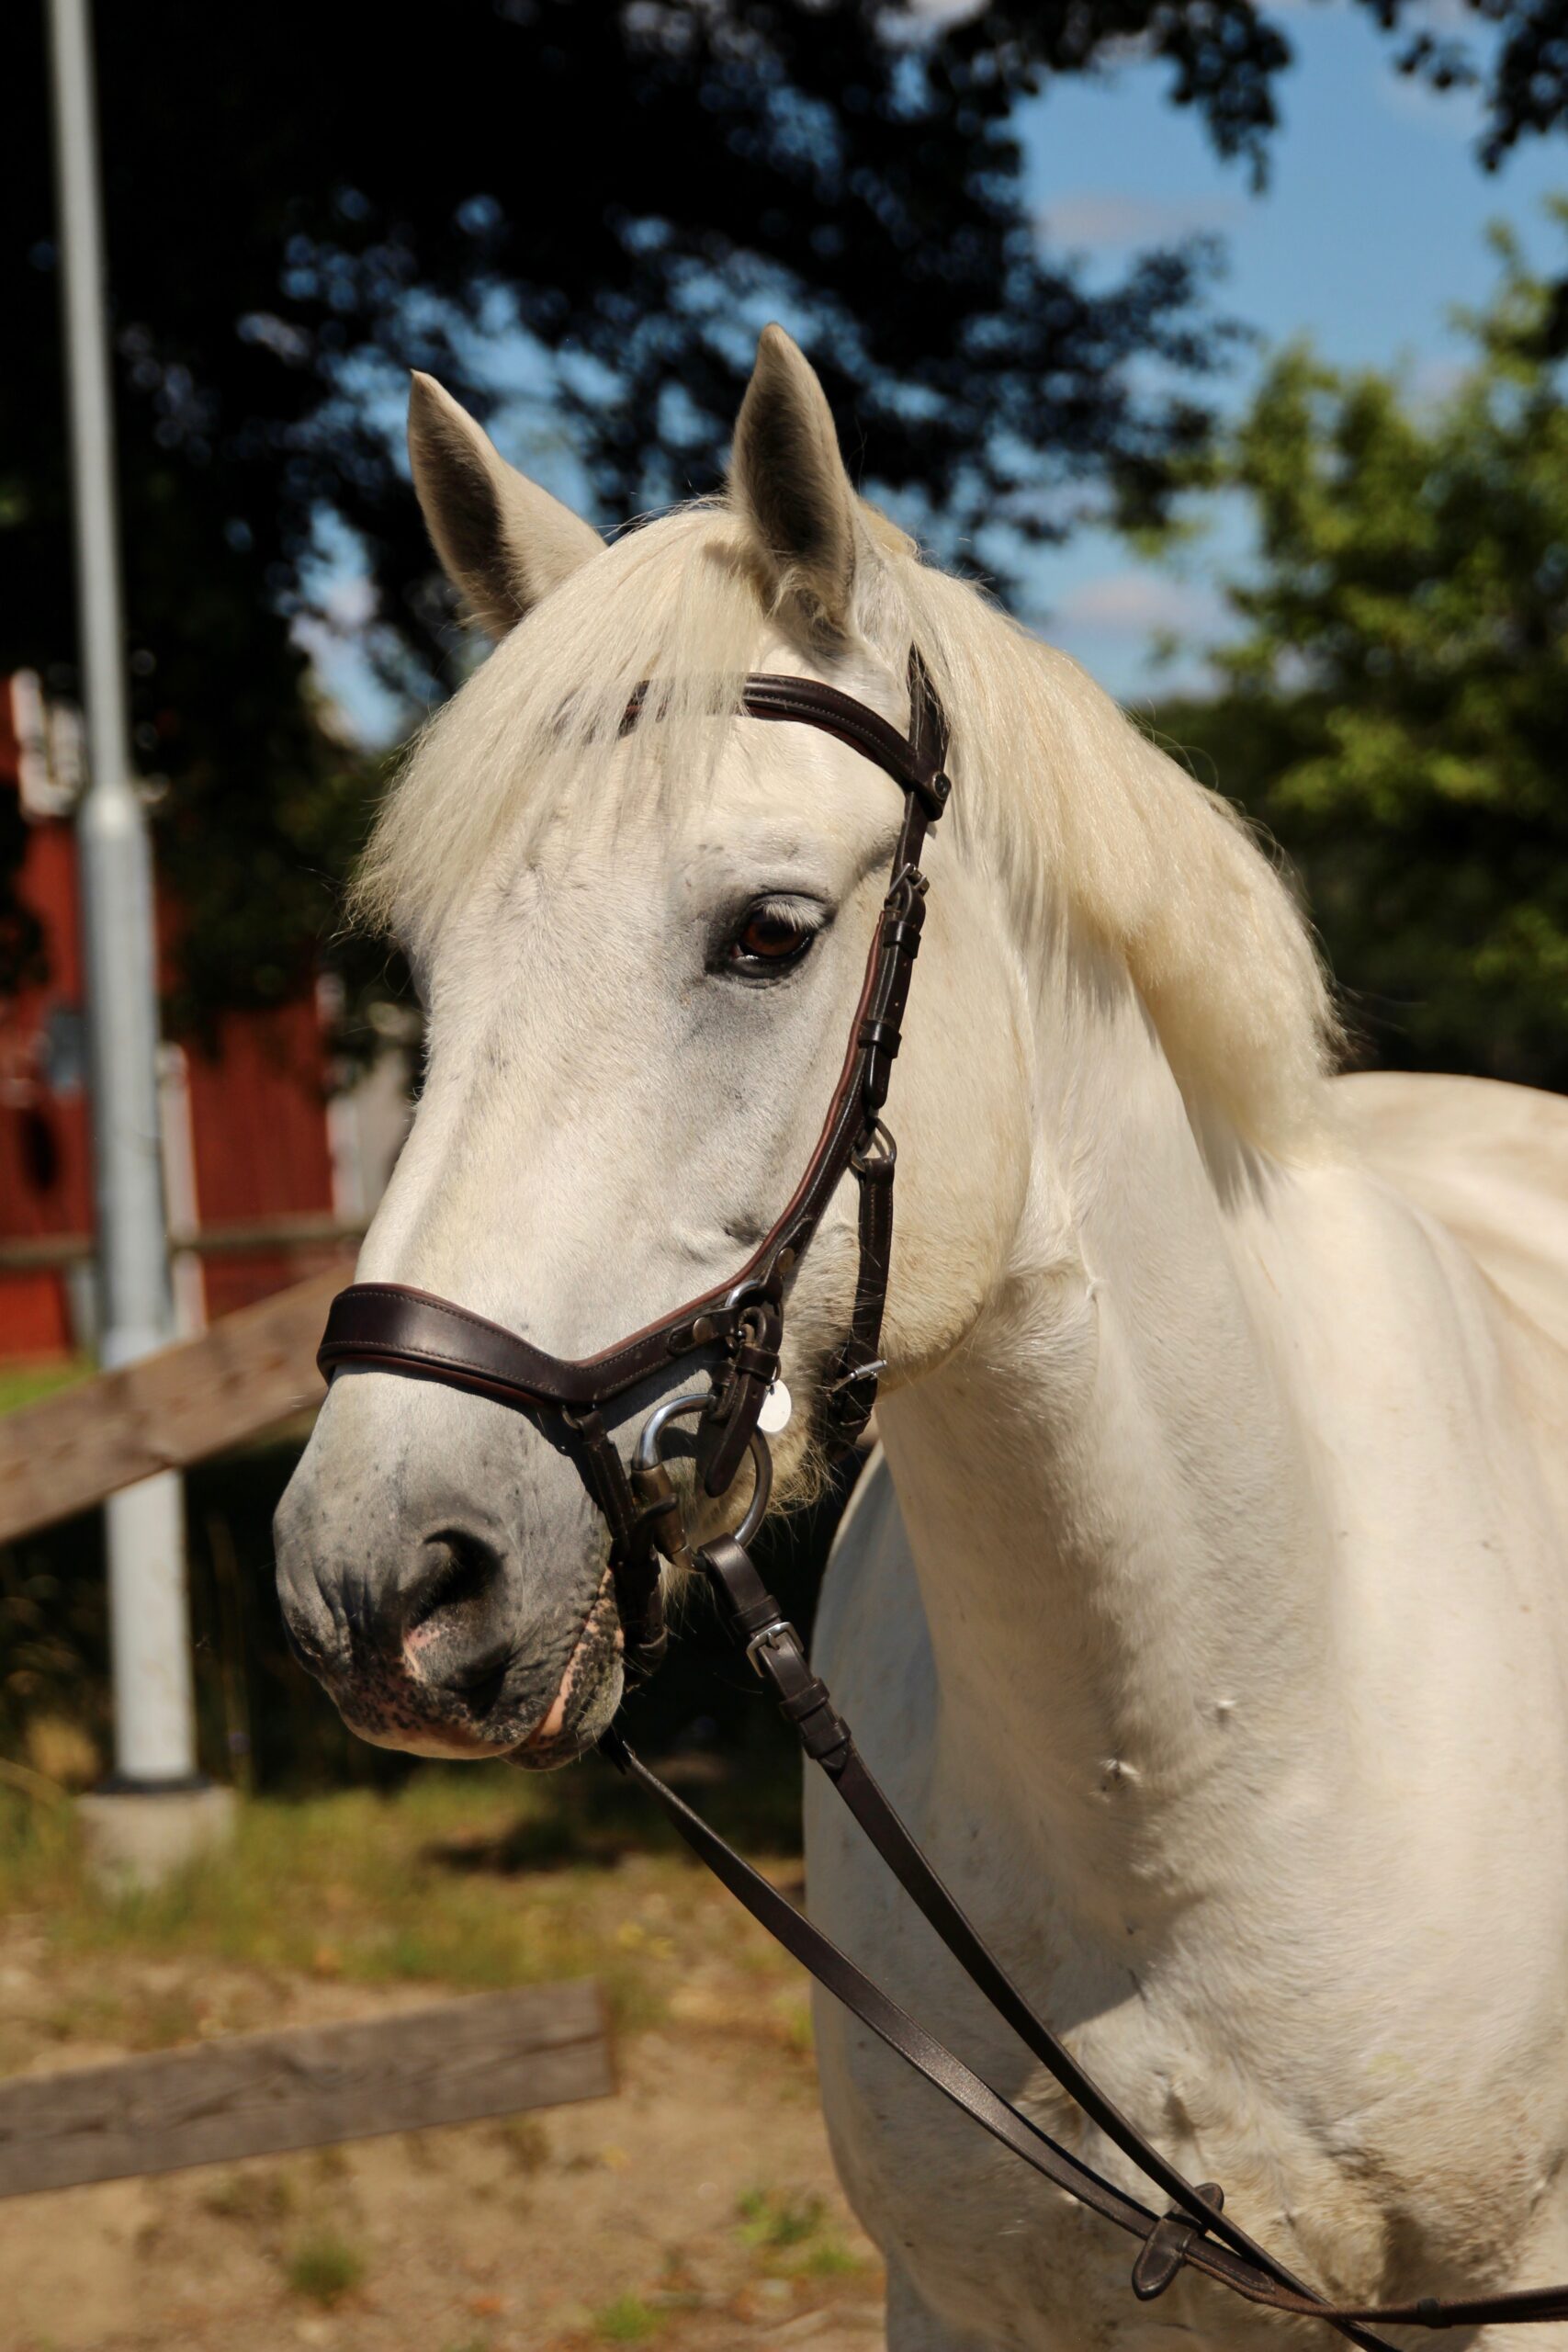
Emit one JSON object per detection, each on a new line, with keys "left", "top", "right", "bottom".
{"left": 186, "top": 999, "right": 337, "bottom": 1320}
{"left": 0, "top": 681, "right": 341, "bottom": 1362}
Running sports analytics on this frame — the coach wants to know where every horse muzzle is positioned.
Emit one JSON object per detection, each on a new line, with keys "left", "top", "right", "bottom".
{"left": 275, "top": 1460, "right": 625, "bottom": 1767}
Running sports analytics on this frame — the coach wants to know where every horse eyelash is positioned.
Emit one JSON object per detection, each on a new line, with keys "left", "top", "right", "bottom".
{"left": 746, "top": 896, "right": 828, "bottom": 934}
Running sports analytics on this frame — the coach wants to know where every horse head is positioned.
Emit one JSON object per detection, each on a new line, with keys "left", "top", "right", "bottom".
{"left": 274, "top": 328, "right": 1027, "bottom": 1766}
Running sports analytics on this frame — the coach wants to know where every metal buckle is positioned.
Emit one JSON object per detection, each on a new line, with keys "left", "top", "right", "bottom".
{"left": 744, "top": 1617, "right": 795, "bottom": 1674}
{"left": 720, "top": 1271, "right": 784, "bottom": 1318}
{"left": 850, "top": 1119, "right": 896, "bottom": 1177}
{"left": 825, "top": 1356, "right": 886, "bottom": 1396}
{"left": 885, "top": 864, "right": 929, "bottom": 916}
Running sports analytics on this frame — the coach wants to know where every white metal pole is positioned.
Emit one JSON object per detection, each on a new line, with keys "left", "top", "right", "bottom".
{"left": 46, "top": 0, "right": 197, "bottom": 1787}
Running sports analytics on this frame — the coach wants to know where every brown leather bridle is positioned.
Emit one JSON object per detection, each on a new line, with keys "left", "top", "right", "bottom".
{"left": 319, "top": 654, "right": 949, "bottom": 1682}
{"left": 314, "top": 652, "right": 1568, "bottom": 2340}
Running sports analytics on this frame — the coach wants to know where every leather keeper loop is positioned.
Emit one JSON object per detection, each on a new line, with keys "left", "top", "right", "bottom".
{"left": 1132, "top": 2186, "right": 1225, "bottom": 2303}
{"left": 784, "top": 1686, "right": 852, "bottom": 1763}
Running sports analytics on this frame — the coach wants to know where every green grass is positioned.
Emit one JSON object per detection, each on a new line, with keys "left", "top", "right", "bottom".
{"left": 734, "top": 2185, "right": 866, "bottom": 2281}
{"left": 736, "top": 2186, "right": 827, "bottom": 2252}
{"left": 0, "top": 1775, "right": 606, "bottom": 1992}
{"left": 594, "top": 2293, "right": 665, "bottom": 2344}
{"left": 203, "top": 2168, "right": 297, "bottom": 2224}
{"left": 799, "top": 2238, "right": 864, "bottom": 2278}
{"left": 0, "top": 1763, "right": 805, "bottom": 2052}
{"left": 0, "top": 1358, "right": 91, "bottom": 1417}
{"left": 285, "top": 2229, "right": 366, "bottom": 2304}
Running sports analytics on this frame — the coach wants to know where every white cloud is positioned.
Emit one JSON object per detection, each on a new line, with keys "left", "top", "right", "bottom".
{"left": 1052, "top": 571, "right": 1222, "bottom": 637}
{"left": 1409, "top": 353, "right": 1468, "bottom": 404}
{"left": 1042, "top": 190, "right": 1242, "bottom": 254}
{"left": 888, "top": 0, "right": 987, "bottom": 23}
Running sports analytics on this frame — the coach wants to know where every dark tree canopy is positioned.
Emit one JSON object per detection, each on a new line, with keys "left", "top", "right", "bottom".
{"left": 5, "top": 0, "right": 1565, "bottom": 1034}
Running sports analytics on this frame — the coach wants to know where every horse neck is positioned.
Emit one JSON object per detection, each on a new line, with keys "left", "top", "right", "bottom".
{"left": 876, "top": 930, "right": 1345, "bottom": 1936}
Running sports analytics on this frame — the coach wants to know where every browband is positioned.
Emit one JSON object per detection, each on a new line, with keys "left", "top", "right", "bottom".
{"left": 625, "top": 672, "right": 952, "bottom": 820}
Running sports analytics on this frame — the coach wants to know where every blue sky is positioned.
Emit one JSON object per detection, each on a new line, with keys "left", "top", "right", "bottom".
{"left": 303, "top": 2, "right": 1568, "bottom": 729}
{"left": 1024, "top": 0, "right": 1568, "bottom": 695}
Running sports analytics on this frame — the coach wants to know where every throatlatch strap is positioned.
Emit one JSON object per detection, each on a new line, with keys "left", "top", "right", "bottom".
{"left": 820, "top": 1142, "right": 896, "bottom": 1455}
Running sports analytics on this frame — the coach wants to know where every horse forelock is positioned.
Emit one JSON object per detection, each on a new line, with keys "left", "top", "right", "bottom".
{"left": 356, "top": 492, "right": 1338, "bottom": 1159}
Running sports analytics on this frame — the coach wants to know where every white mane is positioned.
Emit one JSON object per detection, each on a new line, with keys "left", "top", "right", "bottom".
{"left": 359, "top": 499, "right": 1337, "bottom": 1154}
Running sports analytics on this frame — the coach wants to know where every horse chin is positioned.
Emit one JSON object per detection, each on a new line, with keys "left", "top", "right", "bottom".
{"left": 508, "top": 1575, "right": 626, "bottom": 1770}
{"left": 300, "top": 1573, "right": 626, "bottom": 1769}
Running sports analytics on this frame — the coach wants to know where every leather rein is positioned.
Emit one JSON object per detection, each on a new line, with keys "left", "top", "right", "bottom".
{"left": 316, "top": 656, "right": 1568, "bottom": 2342}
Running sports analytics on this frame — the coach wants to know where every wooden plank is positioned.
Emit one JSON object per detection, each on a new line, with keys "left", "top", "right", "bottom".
{"left": 0, "top": 1213, "right": 368, "bottom": 1272}
{"left": 0, "top": 1981, "right": 613, "bottom": 2198}
{"left": 0, "top": 1268, "right": 344, "bottom": 1547}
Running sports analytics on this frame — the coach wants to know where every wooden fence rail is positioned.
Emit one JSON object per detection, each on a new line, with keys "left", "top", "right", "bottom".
{"left": 0, "top": 1290, "right": 625, "bottom": 2196}
{"left": 0, "top": 1268, "right": 343, "bottom": 1548}
{"left": 0, "top": 1982, "right": 613, "bottom": 2198}
{"left": 0, "top": 1213, "right": 367, "bottom": 1273}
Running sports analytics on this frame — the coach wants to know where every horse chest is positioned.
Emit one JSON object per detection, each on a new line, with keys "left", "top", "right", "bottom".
{"left": 805, "top": 1740, "right": 1568, "bottom": 2352}
{"left": 804, "top": 1815, "right": 1348, "bottom": 2350}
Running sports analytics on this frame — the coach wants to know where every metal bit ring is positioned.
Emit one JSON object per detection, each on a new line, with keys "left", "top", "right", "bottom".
{"left": 635, "top": 1394, "right": 773, "bottom": 1550}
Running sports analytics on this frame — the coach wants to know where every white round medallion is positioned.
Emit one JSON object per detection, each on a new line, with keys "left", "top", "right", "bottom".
{"left": 757, "top": 1381, "right": 794, "bottom": 1436}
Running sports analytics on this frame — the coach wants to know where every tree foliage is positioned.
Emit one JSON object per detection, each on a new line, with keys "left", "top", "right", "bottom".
{"left": 3, "top": 0, "right": 1245, "bottom": 1035}
{"left": 6, "top": 1, "right": 1568, "bottom": 1034}
{"left": 1155, "top": 212, "right": 1568, "bottom": 1089}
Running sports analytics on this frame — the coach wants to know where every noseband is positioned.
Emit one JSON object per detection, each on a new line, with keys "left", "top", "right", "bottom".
{"left": 314, "top": 653, "right": 1568, "bottom": 2342}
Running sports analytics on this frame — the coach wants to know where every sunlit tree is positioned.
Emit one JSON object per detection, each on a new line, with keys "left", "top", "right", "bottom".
{"left": 1154, "top": 209, "right": 1568, "bottom": 1088}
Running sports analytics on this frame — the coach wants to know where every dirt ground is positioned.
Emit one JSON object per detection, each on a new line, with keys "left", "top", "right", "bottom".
{"left": 0, "top": 1779, "right": 887, "bottom": 2352}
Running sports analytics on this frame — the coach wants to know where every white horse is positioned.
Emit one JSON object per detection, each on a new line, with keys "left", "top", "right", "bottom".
{"left": 276, "top": 327, "right": 1568, "bottom": 2351}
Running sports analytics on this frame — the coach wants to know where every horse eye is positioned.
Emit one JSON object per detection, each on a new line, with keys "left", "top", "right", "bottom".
{"left": 728, "top": 906, "right": 817, "bottom": 969}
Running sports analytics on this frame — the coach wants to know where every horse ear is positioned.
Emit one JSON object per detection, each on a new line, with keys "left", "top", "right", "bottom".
{"left": 730, "top": 326, "right": 858, "bottom": 639}
{"left": 407, "top": 372, "right": 602, "bottom": 639}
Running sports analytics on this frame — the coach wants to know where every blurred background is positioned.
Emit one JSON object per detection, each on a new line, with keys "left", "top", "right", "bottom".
{"left": 4, "top": 4, "right": 1568, "bottom": 2347}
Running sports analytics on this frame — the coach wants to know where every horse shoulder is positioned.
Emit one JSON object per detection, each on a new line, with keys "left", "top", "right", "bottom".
{"left": 1337, "top": 1069, "right": 1568, "bottom": 1366}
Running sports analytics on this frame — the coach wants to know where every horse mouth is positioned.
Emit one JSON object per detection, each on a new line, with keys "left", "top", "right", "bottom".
{"left": 293, "top": 1574, "right": 626, "bottom": 1769}
{"left": 509, "top": 1575, "right": 626, "bottom": 1770}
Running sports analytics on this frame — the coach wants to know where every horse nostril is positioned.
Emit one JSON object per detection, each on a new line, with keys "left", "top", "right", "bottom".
{"left": 403, "top": 1527, "right": 506, "bottom": 1656}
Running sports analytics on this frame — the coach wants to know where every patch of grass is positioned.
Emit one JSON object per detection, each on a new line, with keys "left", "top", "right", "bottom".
{"left": 776, "top": 1992, "right": 814, "bottom": 2053}
{"left": 735, "top": 2187, "right": 867, "bottom": 2281}
{"left": 736, "top": 2186, "right": 827, "bottom": 2252}
{"left": 284, "top": 2229, "right": 366, "bottom": 2305}
{"left": 203, "top": 2167, "right": 297, "bottom": 2225}
{"left": 0, "top": 1358, "right": 90, "bottom": 1416}
{"left": 0, "top": 1776, "right": 611, "bottom": 1991}
{"left": 0, "top": 1748, "right": 804, "bottom": 2054}
{"left": 800, "top": 2237, "right": 864, "bottom": 2278}
{"left": 140, "top": 1989, "right": 206, "bottom": 2049}
{"left": 594, "top": 2294, "right": 664, "bottom": 2345}
{"left": 490, "top": 2115, "right": 550, "bottom": 2173}
{"left": 41, "top": 1987, "right": 124, "bottom": 2043}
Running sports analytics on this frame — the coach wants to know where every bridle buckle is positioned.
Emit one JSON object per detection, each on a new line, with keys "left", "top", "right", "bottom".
{"left": 744, "top": 1617, "right": 795, "bottom": 1674}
